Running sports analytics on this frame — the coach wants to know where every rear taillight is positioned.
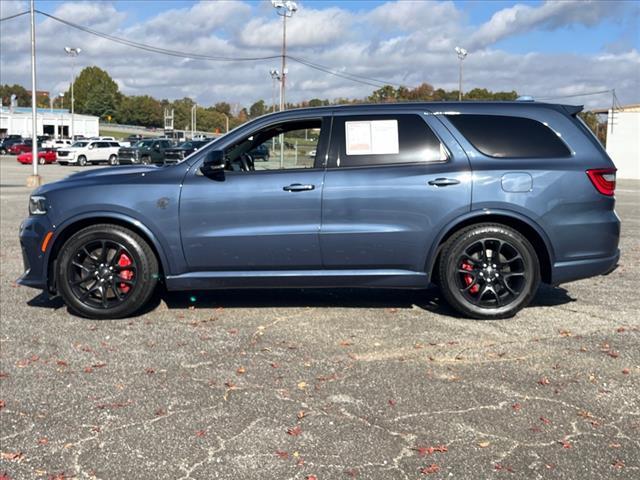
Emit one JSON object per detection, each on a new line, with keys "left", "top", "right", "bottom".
{"left": 586, "top": 168, "right": 616, "bottom": 196}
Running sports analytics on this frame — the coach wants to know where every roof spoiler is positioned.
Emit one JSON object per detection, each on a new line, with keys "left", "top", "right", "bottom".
{"left": 562, "top": 104, "right": 584, "bottom": 116}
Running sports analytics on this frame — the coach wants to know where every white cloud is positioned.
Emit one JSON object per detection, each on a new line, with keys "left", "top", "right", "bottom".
{"left": 0, "top": 0, "right": 638, "bottom": 111}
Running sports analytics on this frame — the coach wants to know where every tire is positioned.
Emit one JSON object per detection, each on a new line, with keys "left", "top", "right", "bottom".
{"left": 56, "top": 224, "right": 159, "bottom": 319}
{"left": 78, "top": 155, "right": 87, "bottom": 166}
{"left": 263, "top": 155, "right": 269, "bottom": 162}
{"left": 109, "top": 154, "right": 119, "bottom": 166}
{"left": 38, "top": 157, "right": 46, "bottom": 165}
{"left": 0, "top": 148, "right": 6, "bottom": 155}
{"left": 437, "top": 223, "right": 540, "bottom": 320}
{"left": 141, "top": 156, "right": 151, "bottom": 165}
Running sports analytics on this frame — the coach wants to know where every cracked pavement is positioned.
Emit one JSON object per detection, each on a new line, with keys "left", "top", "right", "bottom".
{"left": 1, "top": 159, "right": 638, "bottom": 479}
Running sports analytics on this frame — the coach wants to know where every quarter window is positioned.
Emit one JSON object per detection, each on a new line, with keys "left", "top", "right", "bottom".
{"left": 445, "top": 114, "right": 571, "bottom": 158}
{"left": 334, "top": 114, "right": 447, "bottom": 167}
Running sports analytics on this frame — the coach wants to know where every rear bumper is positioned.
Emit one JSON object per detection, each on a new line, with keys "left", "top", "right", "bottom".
{"left": 551, "top": 249, "right": 620, "bottom": 285}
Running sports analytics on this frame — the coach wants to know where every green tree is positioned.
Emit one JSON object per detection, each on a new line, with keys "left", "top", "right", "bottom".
{"left": 116, "top": 95, "right": 163, "bottom": 127}
{"left": 66, "top": 66, "right": 120, "bottom": 119}
{"left": 367, "top": 85, "right": 398, "bottom": 103}
{"left": 249, "top": 100, "right": 267, "bottom": 119}
{"left": 0, "top": 84, "right": 31, "bottom": 107}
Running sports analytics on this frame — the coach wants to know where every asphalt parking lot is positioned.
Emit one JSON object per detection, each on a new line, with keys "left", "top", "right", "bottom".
{"left": 0, "top": 157, "right": 638, "bottom": 480}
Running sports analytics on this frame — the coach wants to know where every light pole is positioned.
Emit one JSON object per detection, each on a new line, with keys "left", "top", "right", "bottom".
{"left": 191, "top": 104, "right": 197, "bottom": 139}
{"left": 221, "top": 112, "right": 229, "bottom": 133}
{"left": 26, "top": 0, "right": 41, "bottom": 187}
{"left": 455, "top": 46, "right": 468, "bottom": 101}
{"left": 271, "top": 1, "right": 297, "bottom": 111}
{"left": 269, "top": 69, "right": 280, "bottom": 113}
{"left": 64, "top": 46, "right": 81, "bottom": 140}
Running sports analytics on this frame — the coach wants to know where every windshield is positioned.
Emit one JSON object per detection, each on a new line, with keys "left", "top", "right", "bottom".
{"left": 71, "top": 141, "right": 88, "bottom": 148}
{"left": 179, "top": 142, "right": 193, "bottom": 148}
{"left": 134, "top": 140, "right": 154, "bottom": 147}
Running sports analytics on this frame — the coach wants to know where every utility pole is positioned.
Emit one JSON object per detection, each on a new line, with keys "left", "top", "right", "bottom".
{"left": 272, "top": 1, "right": 297, "bottom": 111}
{"left": 26, "top": 0, "right": 41, "bottom": 187}
{"left": 455, "top": 46, "right": 468, "bottom": 101}
{"left": 270, "top": 69, "right": 280, "bottom": 113}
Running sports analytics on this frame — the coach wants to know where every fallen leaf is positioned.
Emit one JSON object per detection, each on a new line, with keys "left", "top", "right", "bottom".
{"left": 305, "top": 476, "right": 317, "bottom": 480}
{"left": 287, "top": 425, "right": 302, "bottom": 436}
{"left": 559, "top": 329, "right": 572, "bottom": 337}
{"left": 297, "top": 381, "right": 307, "bottom": 391}
{"left": 540, "top": 416, "right": 552, "bottom": 425}
{"left": 478, "top": 441, "right": 490, "bottom": 448}
{"left": 37, "top": 437, "right": 49, "bottom": 445}
{"left": 0, "top": 400, "right": 5, "bottom": 410}
{"left": 494, "top": 463, "right": 514, "bottom": 472}
{"left": 195, "top": 429, "right": 206, "bottom": 437}
{"left": 0, "top": 452, "right": 24, "bottom": 462}
{"left": 275, "top": 451, "right": 288, "bottom": 459}
{"left": 297, "top": 410, "right": 306, "bottom": 420}
{"left": 511, "top": 403, "right": 521, "bottom": 412}
{"left": 415, "top": 445, "right": 448, "bottom": 456}
{"left": 388, "top": 399, "right": 397, "bottom": 407}
{"left": 607, "top": 350, "right": 620, "bottom": 358}
{"left": 236, "top": 366, "right": 246, "bottom": 375}
{"left": 420, "top": 464, "right": 440, "bottom": 474}
{"left": 622, "top": 368, "right": 630, "bottom": 374}
{"left": 612, "top": 459, "right": 624, "bottom": 469}
{"left": 559, "top": 440, "right": 572, "bottom": 449}
{"left": 538, "top": 377, "right": 550, "bottom": 385}
{"left": 56, "top": 360, "right": 68, "bottom": 367}
{"left": 339, "top": 340, "right": 353, "bottom": 347}
{"left": 145, "top": 368, "right": 155, "bottom": 375}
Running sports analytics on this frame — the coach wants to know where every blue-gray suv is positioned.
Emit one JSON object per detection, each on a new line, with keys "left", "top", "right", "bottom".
{"left": 18, "top": 102, "right": 620, "bottom": 320}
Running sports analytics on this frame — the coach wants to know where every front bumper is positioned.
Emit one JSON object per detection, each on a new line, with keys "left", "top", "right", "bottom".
{"left": 17, "top": 215, "right": 54, "bottom": 290}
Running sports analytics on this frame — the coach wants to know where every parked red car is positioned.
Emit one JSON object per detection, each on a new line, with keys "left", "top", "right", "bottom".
{"left": 8, "top": 142, "right": 34, "bottom": 155}
{"left": 17, "top": 149, "right": 57, "bottom": 165}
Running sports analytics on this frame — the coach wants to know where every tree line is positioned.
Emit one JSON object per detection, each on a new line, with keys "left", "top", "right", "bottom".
{"left": 0, "top": 66, "right": 604, "bottom": 141}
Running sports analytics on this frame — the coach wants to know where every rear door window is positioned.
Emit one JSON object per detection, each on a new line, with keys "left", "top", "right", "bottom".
{"left": 331, "top": 114, "right": 447, "bottom": 168}
{"left": 445, "top": 114, "right": 571, "bottom": 158}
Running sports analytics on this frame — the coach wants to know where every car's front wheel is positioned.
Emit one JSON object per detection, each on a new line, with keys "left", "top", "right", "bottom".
{"left": 56, "top": 224, "right": 159, "bottom": 319}
{"left": 438, "top": 223, "right": 540, "bottom": 319}
{"left": 38, "top": 157, "right": 46, "bottom": 165}
{"left": 109, "top": 154, "right": 119, "bottom": 166}
{"left": 77, "top": 155, "right": 87, "bottom": 166}
{"left": 141, "top": 155, "right": 151, "bottom": 165}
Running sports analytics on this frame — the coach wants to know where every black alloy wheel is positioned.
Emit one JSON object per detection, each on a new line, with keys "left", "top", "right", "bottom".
{"left": 57, "top": 224, "right": 158, "bottom": 319}
{"left": 438, "top": 223, "right": 540, "bottom": 319}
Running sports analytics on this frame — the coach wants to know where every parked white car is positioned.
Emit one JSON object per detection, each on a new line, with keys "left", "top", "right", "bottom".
{"left": 56, "top": 140, "right": 121, "bottom": 166}
{"left": 42, "top": 138, "right": 72, "bottom": 150}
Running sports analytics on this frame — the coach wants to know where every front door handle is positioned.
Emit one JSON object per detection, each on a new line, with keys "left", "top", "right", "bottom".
{"left": 428, "top": 178, "right": 460, "bottom": 187}
{"left": 283, "top": 183, "right": 315, "bottom": 192}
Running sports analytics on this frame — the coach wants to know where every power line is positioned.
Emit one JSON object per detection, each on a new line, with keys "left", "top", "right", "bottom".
{"left": 34, "top": 9, "right": 404, "bottom": 89}
{"left": 537, "top": 89, "right": 613, "bottom": 101}
{"left": 35, "top": 10, "right": 282, "bottom": 62}
{"left": 0, "top": 10, "right": 29, "bottom": 22}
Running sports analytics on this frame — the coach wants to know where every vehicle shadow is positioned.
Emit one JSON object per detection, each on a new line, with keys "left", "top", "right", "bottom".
{"left": 26, "top": 284, "right": 575, "bottom": 320}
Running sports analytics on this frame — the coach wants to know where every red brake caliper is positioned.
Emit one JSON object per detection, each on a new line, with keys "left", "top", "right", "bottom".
{"left": 118, "top": 253, "right": 134, "bottom": 293}
{"left": 461, "top": 262, "right": 480, "bottom": 294}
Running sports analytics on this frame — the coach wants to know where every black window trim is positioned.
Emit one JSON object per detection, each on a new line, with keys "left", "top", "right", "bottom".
{"left": 327, "top": 112, "right": 450, "bottom": 170}
{"left": 444, "top": 113, "right": 573, "bottom": 160}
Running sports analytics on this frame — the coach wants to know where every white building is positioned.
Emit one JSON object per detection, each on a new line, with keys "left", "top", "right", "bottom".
{"left": 0, "top": 106, "right": 99, "bottom": 139}
{"left": 604, "top": 104, "right": 639, "bottom": 180}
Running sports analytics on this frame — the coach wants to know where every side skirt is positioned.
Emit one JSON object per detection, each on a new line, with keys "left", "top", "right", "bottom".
{"left": 165, "top": 269, "right": 430, "bottom": 291}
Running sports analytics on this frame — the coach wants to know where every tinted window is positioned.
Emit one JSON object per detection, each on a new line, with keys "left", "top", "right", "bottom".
{"left": 334, "top": 114, "right": 447, "bottom": 167}
{"left": 446, "top": 114, "right": 571, "bottom": 158}
{"left": 109, "top": 142, "right": 120, "bottom": 147}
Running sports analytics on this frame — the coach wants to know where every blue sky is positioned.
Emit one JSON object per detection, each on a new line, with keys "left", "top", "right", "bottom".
{"left": 1, "top": 1, "right": 639, "bottom": 108}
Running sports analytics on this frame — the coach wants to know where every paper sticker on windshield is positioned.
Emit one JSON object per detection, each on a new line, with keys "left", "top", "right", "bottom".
{"left": 345, "top": 120, "right": 399, "bottom": 156}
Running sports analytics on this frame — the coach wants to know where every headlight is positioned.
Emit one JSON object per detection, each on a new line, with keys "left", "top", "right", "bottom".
{"left": 29, "top": 195, "right": 47, "bottom": 215}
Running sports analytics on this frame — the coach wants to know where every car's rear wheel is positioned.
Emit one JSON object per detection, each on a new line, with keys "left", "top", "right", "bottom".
{"left": 78, "top": 155, "right": 87, "bottom": 166}
{"left": 263, "top": 154, "right": 269, "bottom": 162}
{"left": 109, "top": 154, "right": 119, "bottom": 166}
{"left": 438, "top": 223, "right": 540, "bottom": 319}
{"left": 57, "top": 224, "right": 159, "bottom": 319}
{"left": 38, "top": 157, "right": 46, "bottom": 165}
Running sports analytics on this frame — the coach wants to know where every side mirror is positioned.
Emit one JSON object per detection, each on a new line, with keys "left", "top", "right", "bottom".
{"left": 200, "top": 150, "right": 225, "bottom": 177}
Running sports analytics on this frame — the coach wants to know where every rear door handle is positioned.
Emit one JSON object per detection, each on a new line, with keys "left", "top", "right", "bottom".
{"left": 283, "top": 183, "right": 315, "bottom": 192}
{"left": 428, "top": 178, "right": 460, "bottom": 187}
